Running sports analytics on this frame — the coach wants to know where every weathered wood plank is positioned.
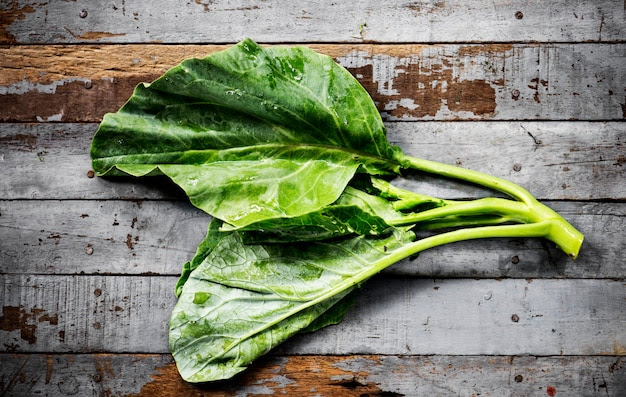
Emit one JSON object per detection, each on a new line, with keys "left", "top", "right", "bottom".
{"left": 1, "top": 0, "right": 623, "bottom": 44}
{"left": 0, "top": 123, "right": 185, "bottom": 200}
{"left": 1, "top": 122, "right": 623, "bottom": 201}
{"left": 1, "top": 44, "right": 624, "bottom": 121}
{"left": 0, "top": 200, "right": 207, "bottom": 275}
{"left": 1, "top": 276, "right": 624, "bottom": 355}
{"left": 0, "top": 354, "right": 624, "bottom": 396}
{"left": 2, "top": 1, "right": 622, "bottom": 395}
{"left": 0, "top": 199, "right": 624, "bottom": 279}
{"left": 388, "top": 122, "right": 626, "bottom": 201}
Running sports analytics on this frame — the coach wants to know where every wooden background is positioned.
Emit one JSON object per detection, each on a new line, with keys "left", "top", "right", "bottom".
{"left": 1, "top": 1, "right": 625, "bottom": 395}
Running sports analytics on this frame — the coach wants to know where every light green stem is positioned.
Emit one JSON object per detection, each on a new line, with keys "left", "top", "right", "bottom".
{"left": 371, "top": 177, "right": 452, "bottom": 209}
{"left": 395, "top": 154, "right": 584, "bottom": 258}
{"left": 412, "top": 214, "right": 513, "bottom": 230}
{"left": 398, "top": 154, "right": 534, "bottom": 204}
{"left": 391, "top": 197, "right": 532, "bottom": 225}
{"left": 384, "top": 221, "right": 556, "bottom": 268}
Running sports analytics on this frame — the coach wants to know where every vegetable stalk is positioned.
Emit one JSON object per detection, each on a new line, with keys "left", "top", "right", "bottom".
{"left": 396, "top": 154, "right": 583, "bottom": 258}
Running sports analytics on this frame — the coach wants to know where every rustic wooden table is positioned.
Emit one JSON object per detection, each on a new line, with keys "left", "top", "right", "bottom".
{"left": 1, "top": 1, "right": 625, "bottom": 395}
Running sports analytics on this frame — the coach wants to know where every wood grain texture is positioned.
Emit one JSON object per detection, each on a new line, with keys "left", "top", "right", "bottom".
{"left": 1, "top": 44, "right": 624, "bottom": 122}
{"left": 1, "top": 199, "right": 624, "bottom": 278}
{"left": 1, "top": 122, "right": 623, "bottom": 201}
{"left": 1, "top": 275, "right": 624, "bottom": 355}
{"left": 0, "top": 354, "right": 624, "bottom": 396}
{"left": 2, "top": 1, "right": 624, "bottom": 392}
{"left": 1, "top": 0, "right": 623, "bottom": 44}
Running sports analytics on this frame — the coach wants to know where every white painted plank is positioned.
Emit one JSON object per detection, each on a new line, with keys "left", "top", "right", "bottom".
{"left": 0, "top": 122, "right": 623, "bottom": 200}
{"left": 1, "top": 275, "right": 624, "bottom": 355}
{"left": 2, "top": 0, "right": 623, "bottom": 44}
{"left": 0, "top": 200, "right": 623, "bottom": 278}
{"left": 0, "top": 354, "right": 623, "bottom": 396}
{"left": 1, "top": 44, "right": 624, "bottom": 121}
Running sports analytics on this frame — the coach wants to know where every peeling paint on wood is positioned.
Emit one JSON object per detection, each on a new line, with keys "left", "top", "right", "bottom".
{"left": 125, "top": 356, "right": 403, "bottom": 396}
{"left": 0, "top": 0, "right": 35, "bottom": 44}
{"left": 1, "top": 44, "right": 623, "bottom": 122}
{"left": 0, "top": 306, "right": 58, "bottom": 346}
{"left": 342, "top": 54, "right": 499, "bottom": 119}
{"left": 0, "top": 78, "right": 136, "bottom": 124}
{"left": 0, "top": 354, "right": 624, "bottom": 396}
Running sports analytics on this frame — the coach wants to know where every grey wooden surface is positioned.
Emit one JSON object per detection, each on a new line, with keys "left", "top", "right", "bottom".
{"left": 2, "top": 274, "right": 624, "bottom": 356}
{"left": 3, "top": 0, "right": 623, "bottom": 43}
{"left": 1, "top": 354, "right": 623, "bottom": 396}
{"left": 1, "top": 1, "right": 625, "bottom": 396}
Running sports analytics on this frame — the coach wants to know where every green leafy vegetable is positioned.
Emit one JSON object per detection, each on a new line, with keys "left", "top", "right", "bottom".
{"left": 169, "top": 222, "right": 410, "bottom": 381}
{"left": 91, "top": 39, "right": 397, "bottom": 228}
{"left": 91, "top": 39, "right": 584, "bottom": 383}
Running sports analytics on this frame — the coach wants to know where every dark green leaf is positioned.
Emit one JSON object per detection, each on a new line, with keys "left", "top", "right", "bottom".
{"left": 91, "top": 39, "right": 400, "bottom": 228}
{"left": 169, "top": 222, "right": 415, "bottom": 382}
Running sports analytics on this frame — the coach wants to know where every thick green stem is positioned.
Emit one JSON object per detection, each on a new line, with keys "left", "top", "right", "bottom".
{"left": 395, "top": 154, "right": 584, "bottom": 258}
{"left": 390, "top": 197, "right": 532, "bottom": 226}
{"left": 381, "top": 221, "right": 554, "bottom": 273}
{"left": 398, "top": 153, "right": 535, "bottom": 204}
{"left": 412, "top": 214, "right": 513, "bottom": 230}
{"left": 346, "top": 221, "right": 559, "bottom": 295}
{"left": 526, "top": 203, "right": 584, "bottom": 258}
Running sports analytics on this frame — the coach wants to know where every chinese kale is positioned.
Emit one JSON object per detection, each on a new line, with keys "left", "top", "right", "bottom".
{"left": 91, "top": 39, "right": 583, "bottom": 382}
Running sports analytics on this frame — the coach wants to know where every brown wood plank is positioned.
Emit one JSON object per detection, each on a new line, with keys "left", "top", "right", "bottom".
{"left": 1, "top": 199, "right": 623, "bottom": 278}
{"left": 1, "top": 276, "right": 624, "bottom": 355}
{"left": 1, "top": 0, "right": 623, "bottom": 44}
{"left": 1, "top": 44, "right": 624, "bottom": 122}
{"left": 0, "top": 354, "right": 624, "bottom": 396}
{"left": 1, "top": 122, "right": 623, "bottom": 201}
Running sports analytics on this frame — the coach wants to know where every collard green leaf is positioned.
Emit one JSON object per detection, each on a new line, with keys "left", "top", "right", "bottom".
{"left": 169, "top": 220, "right": 415, "bottom": 382}
{"left": 91, "top": 39, "right": 400, "bottom": 228}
